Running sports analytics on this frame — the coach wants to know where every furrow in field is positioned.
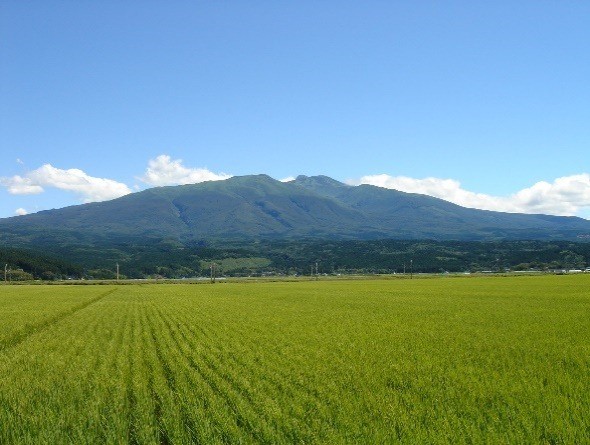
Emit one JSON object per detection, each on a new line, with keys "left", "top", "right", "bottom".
{"left": 188, "top": 315, "right": 328, "bottom": 402}
{"left": 0, "top": 287, "right": 118, "bottom": 354}
{"left": 165, "top": 298, "right": 334, "bottom": 431}
{"left": 113, "top": 297, "right": 139, "bottom": 442}
{"left": 0, "top": 290, "right": 121, "bottom": 444}
{"left": 151, "top": 302, "right": 294, "bottom": 444}
{"left": 145, "top": 300, "right": 211, "bottom": 444}
{"left": 84, "top": 292, "right": 166, "bottom": 445}
{"left": 139, "top": 302, "right": 172, "bottom": 445}
{"left": 139, "top": 300, "right": 192, "bottom": 445}
{"left": 126, "top": 302, "right": 140, "bottom": 445}
{"left": 128, "top": 298, "right": 170, "bottom": 445}
{"left": 87, "top": 295, "right": 136, "bottom": 444}
{"left": 29, "top": 290, "right": 131, "bottom": 444}
{"left": 162, "top": 296, "right": 348, "bottom": 442}
{"left": 147, "top": 300, "right": 260, "bottom": 444}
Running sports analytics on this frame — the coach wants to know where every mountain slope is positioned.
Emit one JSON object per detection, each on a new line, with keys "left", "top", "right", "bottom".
{"left": 1, "top": 174, "right": 589, "bottom": 248}
{"left": 293, "top": 175, "right": 590, "bottom": 238}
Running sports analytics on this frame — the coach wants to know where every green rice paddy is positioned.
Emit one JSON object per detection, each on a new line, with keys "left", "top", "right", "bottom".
{"left": 0, "top": 275, "right": 589, "bottom": 444}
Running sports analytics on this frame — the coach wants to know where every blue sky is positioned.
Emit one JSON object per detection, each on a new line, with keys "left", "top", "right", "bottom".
{"left": 1, "top": 1, "right": 589, "bottom": 218}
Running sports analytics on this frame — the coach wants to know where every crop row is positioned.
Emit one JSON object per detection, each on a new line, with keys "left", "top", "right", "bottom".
{"left": 0, "top": 276, "right": 589, "bottom": 443}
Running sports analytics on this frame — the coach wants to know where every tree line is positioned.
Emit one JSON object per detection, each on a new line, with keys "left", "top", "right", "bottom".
{"left": 5, "top": 239, "right": 590, "bottom": 280}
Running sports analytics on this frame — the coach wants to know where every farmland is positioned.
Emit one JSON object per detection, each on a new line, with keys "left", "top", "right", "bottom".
{"left": 0, "top": 275, "right": 589, "bottom": 444}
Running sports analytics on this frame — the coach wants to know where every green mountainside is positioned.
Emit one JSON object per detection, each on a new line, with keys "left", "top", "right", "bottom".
{"left": 1, "top": 174, "right": 590, "bottom": 249}
{"left": 1, "top": 174, "right": 590, "bottom": 278}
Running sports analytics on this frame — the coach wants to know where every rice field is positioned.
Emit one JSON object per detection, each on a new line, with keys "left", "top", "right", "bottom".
{"left": 0, "top": 275, "right": 589, "bottom": 444}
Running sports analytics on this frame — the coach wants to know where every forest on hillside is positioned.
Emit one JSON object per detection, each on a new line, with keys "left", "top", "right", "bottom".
{"left": 0, "top": 248, "right": 83, "bottom": 281}
{"left": 3, "top": 240, "right": 589, "bottom": 280}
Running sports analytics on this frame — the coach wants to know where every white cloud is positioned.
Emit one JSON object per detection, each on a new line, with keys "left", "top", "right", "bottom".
{"left": 350, "top": 173, "right": 590, "bottom": 217}
{"left": 15, "top": 208, "right": 28, "bottom": 216}
{"left": 280, "top": 176, "right": 296, "bottom": 182}
{"left": 1, "top": 164, "right": 132, "bottom": 203}
{"left": 140, "top": 155, "right": 232, "bottom": 186}
{"left": 1, "top": 175, "right": 44, "bottom": 195}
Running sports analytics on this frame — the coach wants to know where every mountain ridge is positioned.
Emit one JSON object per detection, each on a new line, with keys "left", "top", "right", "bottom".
{"left": 1, "top": 174, "right": 589, "bottom": 248}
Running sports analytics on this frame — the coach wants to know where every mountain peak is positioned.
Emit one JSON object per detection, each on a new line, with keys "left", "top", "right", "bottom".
{"left": 1, "top": 173, "right": 589, "bottom": 245}
{"left": 294, "top": 175, "right": 349, "bottom": 188}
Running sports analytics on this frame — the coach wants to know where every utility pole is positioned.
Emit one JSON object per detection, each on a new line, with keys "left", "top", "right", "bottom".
{"left": 410, "top": 259, "right": 413, "bottom": 279}
{"left": 4, "top": 264, "right": 7, "bottom": 283}
{"left": 403, "top": 263, "right": 406, "bottom": 275}
{"left": 210, "top": 263, "right": 216, "bottom": 283}
{"left": 315, "top": 261, "right": 319, "bottom": 280}
{"left": 116, "top": 263, "right": 120, "bottom": 281}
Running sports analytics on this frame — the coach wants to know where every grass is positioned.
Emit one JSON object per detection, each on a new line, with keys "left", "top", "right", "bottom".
{"left": 203, "top": 257, "right": 272, "bottom": 273}
{"left": 0, "top": 275, "right": 589, "bottom": 444}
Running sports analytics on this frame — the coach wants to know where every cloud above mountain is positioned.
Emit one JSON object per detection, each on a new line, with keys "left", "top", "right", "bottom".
{"left": 139, "top": 155, "right": 232, "bottom": 186}
{"left": 2, "top": 155, "right": 589, "bottom": 220}
{"left": 351, "top": 173, "right": 590, "bottom": 216}
{"left": 0, "top": 164, "right": 132, "bottom": 202}
{"left": 0, "top": 155, "right": 231, "bottom": 208}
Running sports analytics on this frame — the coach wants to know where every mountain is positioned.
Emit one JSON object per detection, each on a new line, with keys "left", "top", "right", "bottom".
{"left": 1, "top": 174, "right": 589, "bottom": 250}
